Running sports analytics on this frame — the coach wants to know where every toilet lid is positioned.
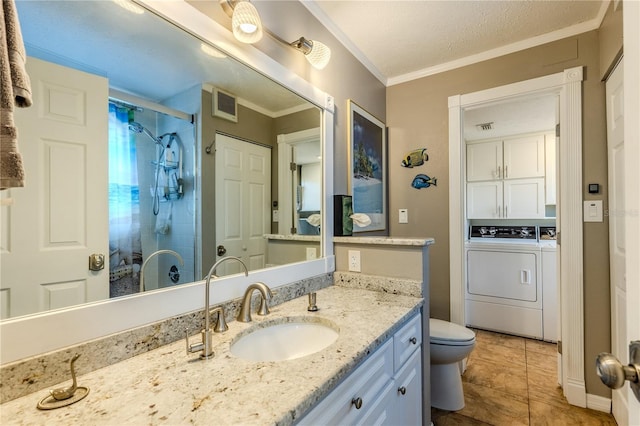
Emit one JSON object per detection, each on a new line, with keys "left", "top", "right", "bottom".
{"left": 430, "top": 318, "right": 476, "bottom": 345}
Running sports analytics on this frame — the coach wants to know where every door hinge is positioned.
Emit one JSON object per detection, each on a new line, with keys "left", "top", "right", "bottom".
{"left": 557, "top": 340, "right": 562, "bottom": 355}
{"left": 556, "top": 231, "right": 560, "bottom": 246}
{"left": 291, "top": 227, "right": 297, "bottom": 234}
{"left": 555, "top": 123, "right": 560, "bottom": 137}
{"left": 290, "top": 162, "right": 297, "bottom": 171}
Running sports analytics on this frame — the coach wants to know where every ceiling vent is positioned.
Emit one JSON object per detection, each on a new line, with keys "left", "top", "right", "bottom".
{"left": 476, "top": 122, "right": 494, "bottom": 131}
{"left": 212, "top": 88, "right": 238, "bottom": 123}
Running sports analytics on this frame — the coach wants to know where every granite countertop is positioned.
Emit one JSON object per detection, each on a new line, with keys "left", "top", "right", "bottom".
{"left": 0, "top": 286, "right": 423, "bottom": 425}
{"left": 263, "top": 234, "right": 321, "bottom": 242}
{"left": 333, "top": 236, "right": 435, "bottom": 246}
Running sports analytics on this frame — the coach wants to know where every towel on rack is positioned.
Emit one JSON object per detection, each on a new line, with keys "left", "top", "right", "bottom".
{"left": 1, "top": 0, "right": 32, "bottom": 190}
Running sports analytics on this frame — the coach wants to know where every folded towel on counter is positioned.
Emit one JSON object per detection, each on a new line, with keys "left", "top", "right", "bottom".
{"left": 1, "top": 0, "right": 32, "bottom": 190}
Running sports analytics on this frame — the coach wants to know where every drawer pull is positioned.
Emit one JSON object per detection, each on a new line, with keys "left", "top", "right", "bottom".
{"left": 409, "top": 337, "right": 417, "bottom": 345}
{"left": 398, "top": 386, "right": 407, "bottom": 395}
{"left": 351, "top": 397, "right": 363, "bottom": 409}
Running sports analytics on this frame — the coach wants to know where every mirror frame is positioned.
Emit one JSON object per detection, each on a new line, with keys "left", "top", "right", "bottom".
{"left": 1, "top": 0, "right": 335, "bottom": 364}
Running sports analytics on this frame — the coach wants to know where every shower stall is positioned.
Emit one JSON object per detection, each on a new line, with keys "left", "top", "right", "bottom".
{"left": 108, "top": 99, "right": 195, "bottom": 297}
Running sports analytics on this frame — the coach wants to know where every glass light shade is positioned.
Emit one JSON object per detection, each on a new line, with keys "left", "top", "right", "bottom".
{"left": 232, "top": 1, "right": 263, "bottom": 44}
{"left": 305, "top": 40, "right": 331, "bottom": 70}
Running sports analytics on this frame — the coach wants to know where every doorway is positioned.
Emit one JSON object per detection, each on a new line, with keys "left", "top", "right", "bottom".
{"left": 449, "top": 67, "right": 587, "bottom": 406}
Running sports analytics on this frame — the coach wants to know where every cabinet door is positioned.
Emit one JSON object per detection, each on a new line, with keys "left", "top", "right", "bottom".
{"left": 298, "top": 340, "right": 394, "bottom": 425}
{"left": 466, "top": 140, "right": 502, "bottom": 181}
{"left": 388, "top": 349, "right": 422, "bottom": 426}
{"left": 503, "top": 135, "right": 545, "bottom": 179}
{"left": 504, "top": 178, "right": 545, "bottom": 218}
{"left": 467, "top": 181, "right": 503, "bottom": 219}
{"left": 544, "top": 133, "right": 557, "bottom": 205}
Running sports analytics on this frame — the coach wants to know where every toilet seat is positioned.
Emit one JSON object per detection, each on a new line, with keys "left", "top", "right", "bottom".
{"left": 430, "top": 318, "right": 475, "bottom": 346}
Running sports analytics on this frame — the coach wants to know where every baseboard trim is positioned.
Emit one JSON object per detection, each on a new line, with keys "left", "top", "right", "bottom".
{"left": 564, "top": 378, "right": 587, "bottom": 407}
{"left": 586, "top": 393, "right": 612, "bottom": 413}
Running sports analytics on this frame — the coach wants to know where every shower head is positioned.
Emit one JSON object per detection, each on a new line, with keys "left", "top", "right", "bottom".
{"left": 128, "top": 122, "right": 163, "bottom": 146}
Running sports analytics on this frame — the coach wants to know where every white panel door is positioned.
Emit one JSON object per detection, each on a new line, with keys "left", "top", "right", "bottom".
{"left": 1, "top": 57, "right": 109, "bottom": 318}
{"left": 466, "top": 140, "right": 502, "bottom": 181}
{"left": 503, "top": 135, "right": 545, "bottom": 179}
{"left": 606, "top": 58, "right": 628, "bottom": 425}
{"left": 215, "top": 134, "right": 270, "bottom": 274}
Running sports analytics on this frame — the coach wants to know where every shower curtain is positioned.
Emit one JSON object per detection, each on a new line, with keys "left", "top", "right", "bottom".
{"left": 108, "top": 102, "right": 142, "bottom": 296}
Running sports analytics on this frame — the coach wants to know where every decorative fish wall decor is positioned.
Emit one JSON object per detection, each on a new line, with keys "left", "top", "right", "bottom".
{"left": 411, "top": 174, "right": 437, "bottom": 189}
{"left": 401, "top": 148, "right": 428, "bottom": 168}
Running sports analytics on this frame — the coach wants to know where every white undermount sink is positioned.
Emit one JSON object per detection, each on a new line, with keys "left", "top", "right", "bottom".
{"left": 230, "top": 317, "right": 339, "bottom": 362}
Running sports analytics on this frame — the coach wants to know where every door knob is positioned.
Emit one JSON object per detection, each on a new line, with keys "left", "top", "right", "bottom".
{"left": 217, "top": 245, "right": 227, "bottom": 256}
{"left": 88, "top": 253, "right": 105, "bottom": 271}
{"left": 596, "top": 341, "right": 640, "bottom": 403}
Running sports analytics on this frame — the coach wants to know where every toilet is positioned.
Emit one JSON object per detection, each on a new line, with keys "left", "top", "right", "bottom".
{"left": 429, "top": 318, "right": 476, "bottom": 411}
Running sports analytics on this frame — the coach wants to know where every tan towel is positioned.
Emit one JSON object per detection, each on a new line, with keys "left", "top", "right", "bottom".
{"left": 1, "top": 0, "right": 32, "bottom": 190}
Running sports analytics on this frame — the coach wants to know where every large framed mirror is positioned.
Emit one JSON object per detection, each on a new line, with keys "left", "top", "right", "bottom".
{"left": 1, "top": 0, "right": 334, "bottom": 362}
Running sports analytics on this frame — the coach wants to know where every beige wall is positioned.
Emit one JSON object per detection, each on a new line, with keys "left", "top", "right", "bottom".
{"left": 266, "top": 239, "right": 321, "bottom": 266}
{"left": 599, "top": 1, "right": 623, "bottom": 80}
{"left": 387, "top": 31, "right": 612, "bottom": 397}
{"left": 334, "top": 244, "right": 425, "bottom": 281}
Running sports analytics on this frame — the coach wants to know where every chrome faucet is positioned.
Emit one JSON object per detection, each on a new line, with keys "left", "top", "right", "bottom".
{"left": 139, "top": 249, "right": 184, "bottom": 292}
{"left": 186, "top": 256, "right": 248, "bottom": 359}
{"left": 237, "top": 282, "right": 273, "bottom": 322}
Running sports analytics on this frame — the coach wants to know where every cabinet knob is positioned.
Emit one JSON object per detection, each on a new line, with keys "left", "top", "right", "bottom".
{"left": 351, "top": 397, "right": 363, "bottom": 409}
{"left": 398, "top": 386, "right": 407, "bottom": 395}
{"left": 409, "top": 337, "right": 417, "bottom": 345}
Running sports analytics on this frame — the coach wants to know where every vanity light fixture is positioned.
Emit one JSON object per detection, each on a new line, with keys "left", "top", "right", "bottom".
{"left": 264, "top": 29, "right": 332, "bottom": 70}
{"left": 220, "top": 0, "right": 263, "bottom": 44}
{"left": 290, "top": 37, "right": 331, "bottom": 70}
{"left": 220, "top": 0, "right": 331, "bottom": 69}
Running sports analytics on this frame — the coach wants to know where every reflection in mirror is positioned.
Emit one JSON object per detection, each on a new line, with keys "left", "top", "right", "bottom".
{"left": 1, "top": 0, "right": 322, "bottom": 320}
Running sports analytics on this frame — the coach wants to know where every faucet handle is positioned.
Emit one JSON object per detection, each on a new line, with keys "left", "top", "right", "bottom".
{"left": 211, "top": 307, "right": 229, "bottom": 333}
{"left": 185, "top": 329, "right": 204, "bottom": 355}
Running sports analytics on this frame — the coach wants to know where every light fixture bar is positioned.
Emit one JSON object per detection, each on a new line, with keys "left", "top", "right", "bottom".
{"left": 220, "top": 1, "right": 331, "bottom": 69}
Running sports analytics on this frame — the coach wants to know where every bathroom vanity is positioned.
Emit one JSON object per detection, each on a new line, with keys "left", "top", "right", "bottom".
{"left": 0, "top": 286, "right": 422, "bottom": 425}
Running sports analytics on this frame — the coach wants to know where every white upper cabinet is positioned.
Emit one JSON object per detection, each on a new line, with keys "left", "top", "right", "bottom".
{"left": 467, "top": 135, "right": 545, "bottom": 182}
{"left": 466, "top": 140, "right": 503, "bottom": 181}
{"left": 503, "top": 135, "right": 545, "bottom": 179}
{"left": 544, "top": 133, "right": 557, "bottom": 205}
{"left": 466, "top": 133, "right": 550, "bottom": 219}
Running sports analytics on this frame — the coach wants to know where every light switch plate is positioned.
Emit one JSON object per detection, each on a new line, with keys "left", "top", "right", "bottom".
{"left": 583, "top": 200, "right": 603, "bottom": 222}
{"left": 399, "top": 208, "right": 408, "bottom": 224}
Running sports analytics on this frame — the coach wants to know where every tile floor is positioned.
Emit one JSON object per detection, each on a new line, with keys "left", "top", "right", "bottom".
{"left": 431, "top": 329, "right": 618, "bottom": 425}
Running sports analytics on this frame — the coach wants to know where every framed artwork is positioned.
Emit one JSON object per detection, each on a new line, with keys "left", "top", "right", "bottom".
{"left": 347, "top": 100, "right": 387, "bottom": 233}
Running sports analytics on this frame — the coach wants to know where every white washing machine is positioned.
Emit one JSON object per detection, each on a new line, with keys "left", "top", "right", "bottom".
{"left": 465, "top": 226, "right": 543, "bottom": 339}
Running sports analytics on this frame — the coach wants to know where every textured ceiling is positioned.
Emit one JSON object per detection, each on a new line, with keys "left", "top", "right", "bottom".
{"left": 304, "top": 0, "right": 607, "bottom": 85}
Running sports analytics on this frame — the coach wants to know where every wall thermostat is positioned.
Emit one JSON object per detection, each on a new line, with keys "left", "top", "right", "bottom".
{"left": 588, "top": 183, "right": 600, "bottom": 194}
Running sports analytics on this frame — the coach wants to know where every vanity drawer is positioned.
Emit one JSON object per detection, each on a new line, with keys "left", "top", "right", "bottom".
{"left": 298, "top": 339, "right": 394, "bottom": 425}
{"left": 393, "top": 313, "right": 422, "bottom": 372}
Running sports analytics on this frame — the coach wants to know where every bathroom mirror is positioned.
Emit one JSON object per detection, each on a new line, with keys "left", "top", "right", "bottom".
{"left": 1, "top": 0, "right": 324, "bottom": 320}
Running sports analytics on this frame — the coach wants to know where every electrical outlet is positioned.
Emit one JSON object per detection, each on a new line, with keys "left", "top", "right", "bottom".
{"left": 348, "top": 250, "right": 361, "bottom": 272}
{"left": 306, "top": 247, "right": 317, "bottom": 260}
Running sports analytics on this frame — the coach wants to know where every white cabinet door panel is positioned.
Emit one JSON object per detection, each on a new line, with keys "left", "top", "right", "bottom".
{"left": 504, "top": 178, "right": 545, "bottom": 218}
{"left": 466, "top": 181, "right": 502, "bottom": 219}
{"left": 466, "top": 140, "right": 502, "bottom": 181}
{"left": 503, "top": 135, "right": 545, "bottom": 179}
